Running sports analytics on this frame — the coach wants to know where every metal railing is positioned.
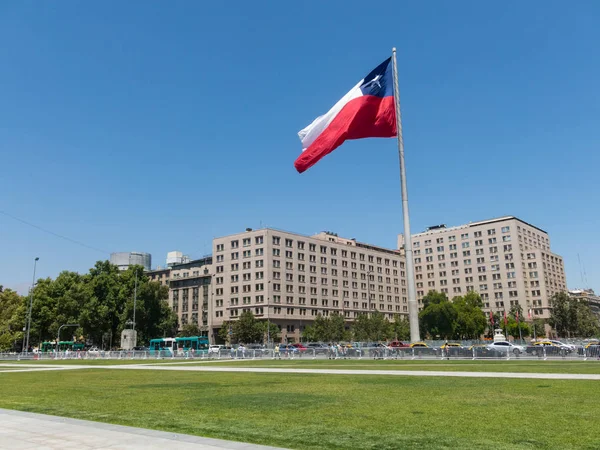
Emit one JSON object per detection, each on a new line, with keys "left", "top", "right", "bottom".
{"left": 1, "top": 345, "right": 599, "bottom": 362}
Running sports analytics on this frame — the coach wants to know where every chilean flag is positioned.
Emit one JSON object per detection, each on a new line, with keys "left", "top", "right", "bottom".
{"left": 294, "top": 58, "right": 396, "bottom": 173}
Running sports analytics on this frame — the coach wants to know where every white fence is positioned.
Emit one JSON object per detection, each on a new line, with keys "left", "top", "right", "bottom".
{"left": 1, "top": 345, "right": 599, "bottom": 362}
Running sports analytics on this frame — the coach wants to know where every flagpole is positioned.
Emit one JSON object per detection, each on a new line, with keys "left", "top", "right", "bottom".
{"left": 391, "top": 47, "right": 420, "bottom": 343}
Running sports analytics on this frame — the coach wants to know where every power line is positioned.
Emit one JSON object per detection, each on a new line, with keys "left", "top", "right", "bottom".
{"left": 0, "top": 210, "right": 109, "bottom": 255}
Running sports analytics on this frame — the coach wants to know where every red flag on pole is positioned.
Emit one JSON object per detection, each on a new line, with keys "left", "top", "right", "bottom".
{"left": 489, "top": 311, "right": 494, "bottom": 326}
{"left": 504, "top": 311, "right": 508, "bottom": 326}
{"left": 528, "top": 308, "right": 532, "bottom": 319}
{"left": 516, "top": 311, "right": 519, "bottom": 323}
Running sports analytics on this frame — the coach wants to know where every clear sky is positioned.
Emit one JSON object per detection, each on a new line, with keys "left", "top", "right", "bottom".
{"left": 1, "top": 1, "right": 599, "bottom": 294}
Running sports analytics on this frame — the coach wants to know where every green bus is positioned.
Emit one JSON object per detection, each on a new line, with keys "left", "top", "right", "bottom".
{"left": 175, "top": 336, "right": 209, "bottom": 356}
{"left": 40, "top": 341, "right": 85, "bottom": 352}
{"left": 149, "top": 338, "right": 176, "bottom": 356}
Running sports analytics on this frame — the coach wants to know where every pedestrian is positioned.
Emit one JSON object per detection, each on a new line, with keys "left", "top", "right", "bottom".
{"left": 274, "top": 344, "right": 281, "bottom": 359}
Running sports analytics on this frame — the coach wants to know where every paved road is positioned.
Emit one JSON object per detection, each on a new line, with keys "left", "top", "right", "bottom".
{"left": 0, "top": 408, "right": 285, "bottom": 450}
{"left": 1, "top": 362, "right": 600, "bottom": 380}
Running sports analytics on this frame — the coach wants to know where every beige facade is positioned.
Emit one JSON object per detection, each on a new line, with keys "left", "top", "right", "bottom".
{"left": 212, "top": 228, "right": 408, "bottom": 343}
{"left": 146, "top": 257, "right": 213, "bottom": 333}
{"left": 399, "top": 216, "right": 566, "bottom": 319}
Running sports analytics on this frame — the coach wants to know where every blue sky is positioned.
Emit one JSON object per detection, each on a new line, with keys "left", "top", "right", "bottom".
{"left": 1, "top": 1, "right": 598, "bottom": 294}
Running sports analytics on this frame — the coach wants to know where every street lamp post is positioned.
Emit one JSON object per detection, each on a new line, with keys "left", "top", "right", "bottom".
{"left": 24, "top": 257, "right": 39, "bottom": 352}
{"left": 132, "top": 270, "right": 138, "bottom": 335}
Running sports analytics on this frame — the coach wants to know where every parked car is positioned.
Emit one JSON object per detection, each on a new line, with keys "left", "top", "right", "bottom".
{"left": 527, "top": 341, "right": 572, "bottom": 356}
{"left": 246, "top": 344, "right": 267, "bottom": 355}
{"left": 389, "top": 341, "right": 411, "bottom": 348}
{"left": 87, "top": 347, "right": 100, "bottom": 356}
{"left": 306, "top": 343, "right": 329, "bottom": 355}
{"left": 410, "top": 342, "right": 429, "bottom": 348}
{"left": 548, "top": 340, "right": 576, "bottom": 352}
{"left": 291, "top": 343, "right": 308, "bottom": 353}
{"left": 487, "top": 341, "right": 526, "bottom": 355}
{"left": 278, "top": 344, "right": 299, "bottom": 354}
{"left": 208, "top": 345, "right": 224, "bottom": 354}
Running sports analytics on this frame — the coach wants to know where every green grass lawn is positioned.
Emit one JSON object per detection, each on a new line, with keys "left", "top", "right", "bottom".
{"left": 168, "top": 358, "right": 600, "bottom": 374}
{"left": 0, "top": 359, "right": 185, "bottom": 365}
{"left": 0, "top": 368, "right": 598, "bottom": 449}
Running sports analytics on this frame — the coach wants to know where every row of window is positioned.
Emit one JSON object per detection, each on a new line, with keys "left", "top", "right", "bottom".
{"left": 217, "top": 236, "right": 403, "bottom": 267}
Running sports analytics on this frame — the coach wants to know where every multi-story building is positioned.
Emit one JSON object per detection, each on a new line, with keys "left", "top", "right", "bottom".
{"left": 146, "top": 256, "right": 213, "bottom": 333}
{"left": 211, "top": 228, "right": 408, "bottom": 343}
{"left": 398, "top": 216, "right": 566, "bottom": 319}
{"left": 110, "top": 251, "right": 152, "bottom": 271}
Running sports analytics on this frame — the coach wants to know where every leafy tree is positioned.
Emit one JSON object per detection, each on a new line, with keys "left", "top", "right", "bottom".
{"left": 370, "top": 311, "right": 393, "bottom": 341}
{"left": 350, "top": 311, "right": 393, "bottom": 342}
{"left": 219, "top": 312, "right": 266, "bottom": 344}
{"left": 391, "top": 315, "right": 410, "bottom": 341}
{"left": 18, "top": 261, "right": 175, "bottom": 348}
{"left": 531, "top": 319, "right": 546, "bottom": 339}
{"left": 571, "top": 301, "right": 599, "bottom": 338}
{"left": 419, "top": 291, "right": 457, "bottom": 339}
{"left": 218, "top": 321, "right": 233, "bottom": 343}
{"left": 548, "top": 292, "right": 599, "bottom": 338}
{"left": 178, "top": 323, "right": 202, "bottom": 337}
{"left": 549, "top": 292, "right": 571, "bottom": 337}
{"left": 351, "top": 313, "right": 372, "bottom": 342}
{"left": 509, "top": 304, "right": 524, "bottom": 321}
{"left": 233, "top": 311, "right": 263, "bottom": 343}
{"left": 328, "top": 312, "right": 350, "bottom": 342}
{"left": 452, "top": 292, "right": 487, "bottom": 339}
{"left": 0, "top": 287, "right": 26, "bottom": 351}
{"left": 506, "top": 317, "right": 530, "bottom": 340}
{"left": 257, "top": 320, "right": 280, "bottom": 344}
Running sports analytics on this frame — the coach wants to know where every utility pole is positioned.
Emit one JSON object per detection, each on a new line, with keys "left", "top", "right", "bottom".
{"left": 24, "top": 257, "right": 39, "bottom": 352}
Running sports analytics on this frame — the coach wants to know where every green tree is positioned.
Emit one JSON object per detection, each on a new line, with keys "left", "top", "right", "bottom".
{"left": 549, "top": 292, "right": 571, "bottom": 337}
{"left": 548, "top": 292, "right": 599, "bottom": 338}
{"left": 0, "top": 287, "right": 26, "bottom": 351}
{"left": 391, "top": 315, "right": 410, "bottom": 341}
{"left": 506, "top": 317, "right": 531, "bottom": 340}
{"left": 419, "top": 291, "right": 456, "bottom": 339}
{"left": 370, "top": 311, "right": 393, "bottom": 341}
{"left": 178, "top": 323, "right": 202, "bottom": 337}
{"left": 452, "top": 292, "right": 487, "bottom": 340}
{"left": 531, "top": 319, "right": 546, "bottom": 339}
{"left": 80, "top": 261, "right": 124, "bottom": 345}
{"left": 351, "top": 313, "right": 372, "bottom": 342}
{"left": 509, "top": 304, "right": 524, "bottom": 321}
{"left": 257, "top": 320, "right": 280, "bottom": 344}
{"left": 328, "top": 312, "right": 350, "bottom": 342}
{"left": 218, "top": 321, "right": 233, "bottom": 343}
{"left": 571, "top": 301, "right": 599, "bottom": 338}
{"left": 350, "top": 311, "right": 393, "bottom": 342}
{"left": 223, "top": 311, "right": 263, "bottom": 344}
{"left": 119, "top": 267, "right": 177, "bottom": 344}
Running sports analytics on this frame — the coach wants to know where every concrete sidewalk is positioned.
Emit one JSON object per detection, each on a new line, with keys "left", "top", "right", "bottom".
{"left": 0, "top": 408, "right": 286, "bottom": 450}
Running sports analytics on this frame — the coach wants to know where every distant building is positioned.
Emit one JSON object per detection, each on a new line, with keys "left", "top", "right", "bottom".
{"left": 166, "top": 251, "right": 191, "bottom": 267}
{"left": 399, "top": 216, "right": 567, "bottom": 319}
{"left": 146, "top": 256, "right": 213, "bottom": 334}
{"left": 210, "top": 228, "right": 407, "bottom": 343}
{"left": 109, "top": 252, "right": 152, "bottom": 271}
{"left": 569, "top": 289, "right": 600, "bottom": 318}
